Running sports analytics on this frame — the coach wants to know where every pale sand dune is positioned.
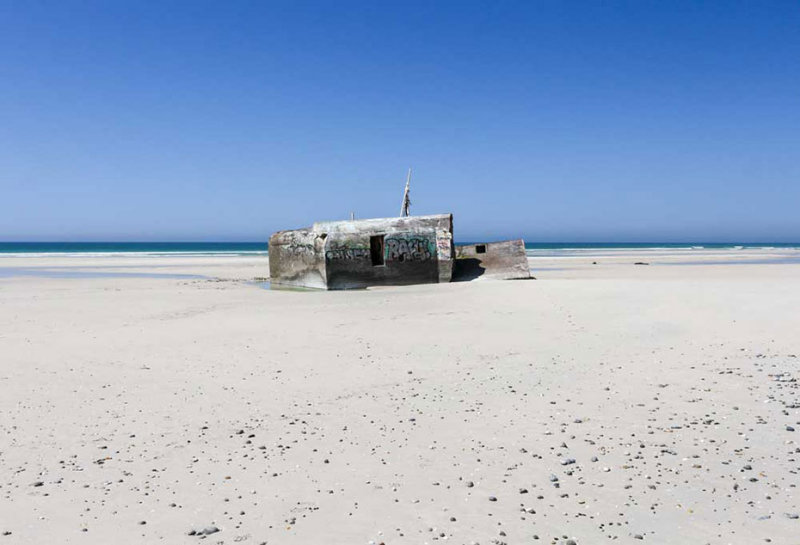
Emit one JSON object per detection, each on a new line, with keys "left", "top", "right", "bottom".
{"left": 1, "top": 252, "right": 799, "bottom": 544}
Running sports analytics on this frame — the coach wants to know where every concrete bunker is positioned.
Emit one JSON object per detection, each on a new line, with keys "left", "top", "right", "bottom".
{"left": 268, "top": 214, "right": 530, "bottom": 290}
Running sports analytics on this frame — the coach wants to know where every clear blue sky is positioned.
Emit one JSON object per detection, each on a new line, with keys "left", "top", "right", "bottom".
{"left": 1, "top": 1, "right": 798, "bottom": 242}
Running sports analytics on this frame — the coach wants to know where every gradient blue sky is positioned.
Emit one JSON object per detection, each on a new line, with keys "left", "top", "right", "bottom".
{"left": 1, "top": 1, "right": 798, "bottom": 242}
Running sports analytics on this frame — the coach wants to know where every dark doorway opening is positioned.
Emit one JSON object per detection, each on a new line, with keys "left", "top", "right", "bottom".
{"left": 475, "top": 244, "right": 487, "bottom": 254}
{"left": 370, "top": 235, "right": 385, "bottom": 266}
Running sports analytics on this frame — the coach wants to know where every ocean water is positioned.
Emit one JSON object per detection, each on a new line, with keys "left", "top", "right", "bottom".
{"left": 0, "top": 242, "right": 268, "bottom": 257}
{"left": 0, "top": 241, "right": 799, "bottom": 258}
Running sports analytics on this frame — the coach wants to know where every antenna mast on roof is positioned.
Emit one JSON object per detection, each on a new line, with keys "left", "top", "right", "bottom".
{"left": 400, "top": 168, "right": 412, "bottom": 217}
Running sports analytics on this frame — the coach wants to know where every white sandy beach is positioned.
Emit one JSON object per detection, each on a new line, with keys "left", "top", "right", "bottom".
{"left": 1, "top": 249, "right": 799, "bottom": 544}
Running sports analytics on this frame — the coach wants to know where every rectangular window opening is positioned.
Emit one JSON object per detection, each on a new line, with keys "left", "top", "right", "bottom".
{"left": 370, "top": 235, "right": 385, "bottom": 266}
{"left": 475, "top": 244, "right": 487, "bottom": 254}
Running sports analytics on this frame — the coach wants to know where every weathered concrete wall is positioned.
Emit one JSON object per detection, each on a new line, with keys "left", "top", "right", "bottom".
{"left": 453, "top": 239, "right": 531, "bottom": 281}
{"left": 315, "top": 214, "right": 453, "bottom": 289}
{"left": 324, "top": 230, "right": 440, "bottom": 289}
{"left": 434, "top": 222, "right": 454, "bottom": 284}
{"left": 268, "top": 229, "right": 327, "bottom": 289}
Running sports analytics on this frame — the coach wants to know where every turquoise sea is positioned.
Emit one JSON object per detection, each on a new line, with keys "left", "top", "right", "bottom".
{"left": 0, "top": 242, "right": 799, "bottom": 257}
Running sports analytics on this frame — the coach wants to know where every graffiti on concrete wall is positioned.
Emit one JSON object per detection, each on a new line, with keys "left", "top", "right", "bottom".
{"left": 277, "top": 232, "right": 318, "bottom": 257}
{"left": 435, "top": 229, "right": 452, "bottom": 261}
{"left": 385, "top": 236, "right": 434, "bottom": 262}
{"left": 325, "top": 247, "right": 369, "bottom": 261}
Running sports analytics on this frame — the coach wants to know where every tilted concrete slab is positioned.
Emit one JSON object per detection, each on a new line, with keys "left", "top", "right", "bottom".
{"left": 453, "top": 239, "right": 531, "bottom": 281}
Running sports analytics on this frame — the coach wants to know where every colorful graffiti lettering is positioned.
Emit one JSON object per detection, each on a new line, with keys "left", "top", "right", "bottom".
{"left": 385, "top": 236, "right": 434, "bottom": 262}
{"left": 325, "top": 247, "right": 370, "bottom": 261}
